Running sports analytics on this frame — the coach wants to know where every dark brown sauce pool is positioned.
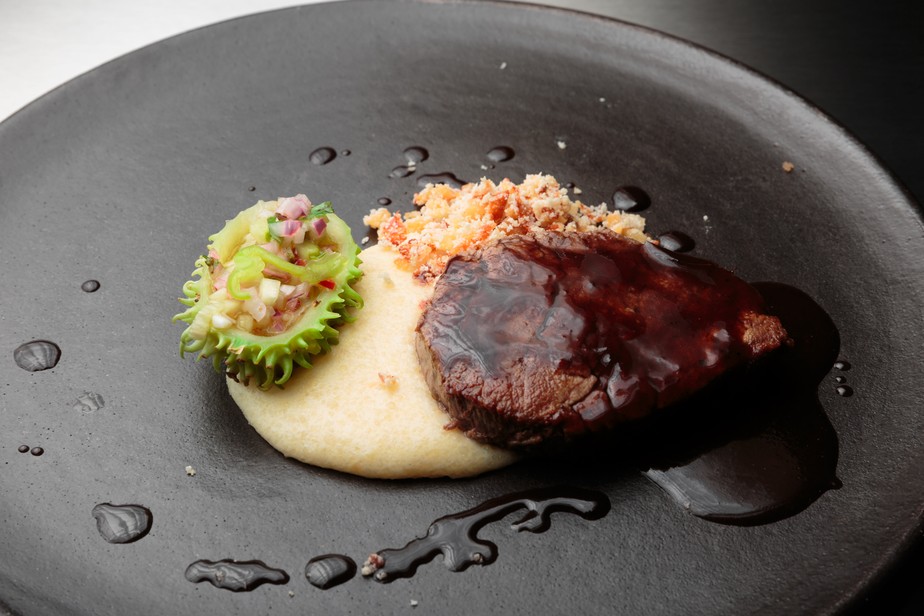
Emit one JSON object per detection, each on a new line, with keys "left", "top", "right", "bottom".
{"left": 638, "top": 282, "right": 841, "bottom": 525}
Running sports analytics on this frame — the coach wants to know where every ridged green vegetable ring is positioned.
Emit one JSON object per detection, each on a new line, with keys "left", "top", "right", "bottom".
{"left": 174, "top": 195, "right": 363, "bottom": 389}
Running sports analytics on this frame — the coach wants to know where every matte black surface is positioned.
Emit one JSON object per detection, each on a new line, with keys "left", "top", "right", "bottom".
{"left": 1, "top": 1, "right": 923, "bottom": 614}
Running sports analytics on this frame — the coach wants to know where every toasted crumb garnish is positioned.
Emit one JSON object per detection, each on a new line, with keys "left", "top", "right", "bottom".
{"left": 378, "top": 372, "right": 398, "bottom": 389}
{"left": 362, "top": 553, "right": 385, "bottom": 577}
{"left": 185, "top": 465, "right": 197, "bottom": 476}
{"left": 363, "top": 174, "right": 648, "bottom": 281}
{"left": 782, "top": 161, "right": 795, "bottom": 173}
{"left": 365, "top": 207, "right": 392, "bottom": 228}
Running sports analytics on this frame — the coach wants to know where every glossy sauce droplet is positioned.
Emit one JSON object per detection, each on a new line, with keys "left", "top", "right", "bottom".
{"left": 363, "top": 487, "right": 609, "bottom": 582}
{"left": 642, "top": 282, "right": 840, "bottom": 526}
{"left": 486, "top": 146, "right": 515, "bottom": 163}
{"left": 656, "top": 231, "right": 695, "bottom": 253}
{"left": 833, "top": 375, "right": 847, "bottom": 384}
{"left": 389, "top": 165, "right": 414, "bottom": 179}
{"left": 73, "top": 391, "right": 104, "bottom": 413}
{"left": 185, "top": 560, "right": 289, "bottom": 592}
{"left": 91, "top": 503, "right": 152, "bottom": 543}
{"left": 834, "top": 360, "right": 851, "bottom": 371}
{"left": 836, "top": 385, "right": 854, "bottom": 397}
{"left": 248, "top": 186, "right": 256, "bottom": 192}
{"left": 309, "top": 147, "right": 337, "bottom": 166}
{"left": 13, "top": 340, "right": 61, "bottom": 372}
{"left": 305, "top": 554, "right": 356, "bottom": 589}
{"left": 81, "top": 280, "right": 100, "bottom": 293}
{"left": 417, "top": 172, "right": 467, "bottom": 190}
{"left": 17, "top": 445, "right": 29, "bottom": 453}
{"left": 610, "top": 186, "right": 651, "bottom": 212}
{"left": 377, "top": 197, "right": 392, "bottom": 206}
{"left": 403, "top": 146, "right": 429, "bottom": 164}
{"left": 340, "top": 149, "right": 351, "bottom": 156}
{"left": 30, "top": 447, "right": 44, "bottom": 456}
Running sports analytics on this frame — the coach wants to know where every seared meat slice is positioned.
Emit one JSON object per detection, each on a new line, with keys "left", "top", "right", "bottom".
{"left": 416, "top": 230, "right": 787, "bottom": 448}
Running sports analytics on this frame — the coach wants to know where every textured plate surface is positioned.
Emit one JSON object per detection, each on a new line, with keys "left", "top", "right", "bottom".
{"left": 1, "top": 1, "right": 923, "bottom": 614}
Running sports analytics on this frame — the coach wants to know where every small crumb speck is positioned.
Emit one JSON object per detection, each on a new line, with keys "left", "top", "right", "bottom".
{"left": 185, "top": 465, "right": 196, "bottom": 476}
{"left": 782, "top": 161, "right": 795, "bottom": 173}
{"left": 599, "top": 97, "right": 606, "bottom": 103}
{"left": 411, "top": 599, "right": 419, "bottom": 607}
{"left": 499, "top": 61, "right": 507, "bottom": 69}
{"left": 573, "top": 187, "right": 583, "bottom": 195}
{"left": 378, "top": 372, "right": 398, "bottom": 389}
{"left": 361, "top": 236, "right": 370, "bottom": 244}
{"left": 480, "top": 164, "right": 489, "bottom": 170}
{"left": 362, "top": 553, "right": 385, "bottom": 577}
{"left": 556, "top": 140, "right": 567, "bottom": 150}
{"left": 288, "top": 590, "right": 295, "bottom": 598}
{"left": 703, "top": 215, "right": 709, "bottom": 221}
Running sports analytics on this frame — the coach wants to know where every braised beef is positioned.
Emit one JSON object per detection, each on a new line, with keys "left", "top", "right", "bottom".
{"left": 416, "top": 230, "right": 787, "bottom": 448}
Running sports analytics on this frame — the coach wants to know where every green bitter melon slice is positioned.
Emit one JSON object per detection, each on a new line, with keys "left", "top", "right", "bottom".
{"left": 174, "top": 195, "right": 363, "bottom": 389}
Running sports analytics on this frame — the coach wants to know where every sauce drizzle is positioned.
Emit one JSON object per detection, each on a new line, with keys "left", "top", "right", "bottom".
{"left": 363, "top": 487, "right": 609, "bottom": 582}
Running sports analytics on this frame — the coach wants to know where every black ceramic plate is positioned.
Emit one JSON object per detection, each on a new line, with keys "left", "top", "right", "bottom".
{"left": 2, "top": 1, "right": 923, "bottom": 614}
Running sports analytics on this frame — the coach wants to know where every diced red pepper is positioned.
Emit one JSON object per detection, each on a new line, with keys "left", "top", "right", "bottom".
{"left": 318, "top": 279, "right": 336, "bottom": 290}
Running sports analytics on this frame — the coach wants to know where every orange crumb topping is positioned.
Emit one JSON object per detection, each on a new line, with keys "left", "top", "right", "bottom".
{"left": 364, "top": 174, "right": 648, "bottom": 281}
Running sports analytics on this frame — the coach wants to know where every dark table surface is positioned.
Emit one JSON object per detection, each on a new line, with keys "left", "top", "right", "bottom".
{"left": 2, "top": 1, "right": 921, "bottom": 613}
{"left": 527, "top": 1, "right": 924, "bottom": 613}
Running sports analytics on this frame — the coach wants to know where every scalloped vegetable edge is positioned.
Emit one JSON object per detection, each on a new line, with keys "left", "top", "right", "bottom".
{"left": 173, "top": 199, "right": 363, "bottom": 389}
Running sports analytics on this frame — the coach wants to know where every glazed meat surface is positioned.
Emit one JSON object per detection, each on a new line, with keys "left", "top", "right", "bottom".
{"left": 416, "top": 230, "right": 787, "bottom": 448}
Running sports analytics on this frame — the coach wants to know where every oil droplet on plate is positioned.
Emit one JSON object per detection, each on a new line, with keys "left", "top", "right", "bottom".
{"left": 611, "top": 186, "right": 651, "bottom": 212}
{"left": 185, "top": 559, "right": 289, "bottom": 592}
{"left": 656, "top": 231, "right": 695, "bottom": 253}
{"left": 486, "top": 146, "right": 515, "bottom": 163}
{"left": 403, "top": 146, "right": 429, "bottom": 164}
{"left": 377, "top": 197, "right": 392, "bottom": 206}
{"left": 834, "top": 360, "right": 851, "bottom": 371}
{"left": 833, "top": 375, "right": 846, "bottom": 384}
{"left": 30, "top": 447, "right": 44, "bottom": 456}
{"left": 73, "top": 391, "right": 104, "bottom": 413}
{"left": 91, "top": 503, "right": 152, "bottom": 543}
{"left": 836, "top": 385, "right": 854, "bottom": 397}
{"left": 341, "top": 149, "right": 351, "bottom": 156}
{"left": 81, "top": 280, "right": 100, "bottom": 293}
{"left": 305, "top": 554, "right": 356, "bottom": 589}
{"left": 389, "top": 165, "right": 415, "bottom": 179}
{"left": 309, "top": 147, "right": 337, "bottom": 166}
{"left": 13, "top": 340, "right": 61, "bottom": 372}
{"left": 417, "top": 172, "right": 467, "bottom": 190}
{"left": 17, "top": 445, "right": 29, "bottom": 453}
